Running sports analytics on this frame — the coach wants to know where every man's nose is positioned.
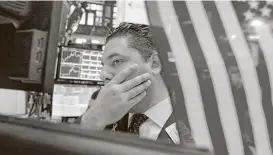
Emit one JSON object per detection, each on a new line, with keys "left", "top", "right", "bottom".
{"left": 100, "top": 68, "right": 113, "bottom": 84}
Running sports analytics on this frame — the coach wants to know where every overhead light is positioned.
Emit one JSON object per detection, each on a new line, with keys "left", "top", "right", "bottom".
{"left": 91, "top": 39, "right": 100, "bottom": 44}
{"left": 75, "top": 38, "right": 87, "bottom": 44}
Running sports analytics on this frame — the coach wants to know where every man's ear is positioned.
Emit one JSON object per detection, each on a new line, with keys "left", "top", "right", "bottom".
{"left": 148, "top": 53, "right": 162, "bottom": 75}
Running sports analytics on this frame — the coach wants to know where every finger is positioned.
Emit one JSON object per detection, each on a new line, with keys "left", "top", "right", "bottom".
{"left": 120, "top": 73, "right": 151, "bottom": 92}
{"left": 110, "top": 64, "right": 137, "bottom": 84}
{"left": 125, "top": 80, "right": 151, "bottom": 99}
{"left": 128, "top": 91, "right": 147, "bottom": 106}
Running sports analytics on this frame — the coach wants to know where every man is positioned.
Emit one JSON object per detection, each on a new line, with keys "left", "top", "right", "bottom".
{"left": 80, "top": 22, "right": 193, "bottom": 145}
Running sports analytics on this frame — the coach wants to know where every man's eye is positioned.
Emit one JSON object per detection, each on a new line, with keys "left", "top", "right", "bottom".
{"left": 113, "top": 59, "right": 122, "bottom": 66}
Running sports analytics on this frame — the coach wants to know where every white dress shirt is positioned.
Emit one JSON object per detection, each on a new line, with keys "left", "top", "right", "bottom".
{"left": 138, "top": 97, "right": 180, "bottom": 144}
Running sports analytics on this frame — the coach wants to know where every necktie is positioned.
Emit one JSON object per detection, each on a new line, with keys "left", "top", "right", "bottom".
{"left": 128, "top": 114, "right": 148, "bottom": 135}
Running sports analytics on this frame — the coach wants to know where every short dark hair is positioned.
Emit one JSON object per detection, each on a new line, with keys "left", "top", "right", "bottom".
{"left": 106, "top": 22, "right": 157, "bottom": 61}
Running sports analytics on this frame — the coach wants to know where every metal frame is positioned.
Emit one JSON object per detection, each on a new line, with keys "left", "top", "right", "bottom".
{"left": 43, "top": 1, "right": 66, "bottom": 93}
{"left": 0, "top": 115, "right": 210, "bottom": 155}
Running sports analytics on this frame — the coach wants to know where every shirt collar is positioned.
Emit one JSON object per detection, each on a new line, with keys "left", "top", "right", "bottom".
{"left": 144, "top": 97, "right": 173, "bottom": 128}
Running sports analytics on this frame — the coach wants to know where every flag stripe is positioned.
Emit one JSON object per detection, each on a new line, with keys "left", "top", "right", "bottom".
{"left": 186, "top": 1, "right": 244, "bottom": 155}
{"left": 202, "top": 1, "right": 255, "bottom": 154}
{"left": 255, "top": 45, "right": 273, "bottom": 148}
{"left": 215, "top": 1, "right": 273, "bottom": 155}
{"left": 145, "top": 0, "right": 191, "bottom": 144}
{"left": 146, "top": 1, "right": 273, "bottom": 155}
{"left": 232, "top": 2, "right": 273, "bottom": 151}
{"left": 255, "top": 25, "right": 273, "bottom": 148}
{"left": 255, "top": 48, "right": 273, "bottom": 150}
{"left": 154, "top": 1, "right": 213, "bottom": 149}
{"left": 172, "top": 1, "right": 228, "bottom": 154}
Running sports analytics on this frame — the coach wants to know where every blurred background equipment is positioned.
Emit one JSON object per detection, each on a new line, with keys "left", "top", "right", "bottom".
{"left": 0, "top": 0, "right": 117, "bottom": 120}
{"left": 0, "top": 1, "right": 32, "bottom": 18}
{"left": 0, "top": 1, "right": 69, "bottom": 120}
{"left": 66, "top": 1, "right": 88, "bottom": 34}
{"left": 0, "top": 1, "right": 69, "bottom": 92}
{"left": 9, "top": 29, "right": 47, "bottom": 84}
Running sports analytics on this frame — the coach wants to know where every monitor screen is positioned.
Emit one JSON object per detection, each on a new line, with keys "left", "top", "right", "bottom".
{"left": 58, "top": 47, "right": 103, "bottom": 82}
{"left": 52, "top": 84, "right": 100, "bottom": 117}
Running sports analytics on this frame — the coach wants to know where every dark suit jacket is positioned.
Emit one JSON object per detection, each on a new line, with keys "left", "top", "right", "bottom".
{"left": 156, "top": 114, "right": 254, "bottom": 155}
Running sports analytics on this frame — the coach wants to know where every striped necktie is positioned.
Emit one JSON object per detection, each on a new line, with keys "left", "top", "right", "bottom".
{"left": 128, "top": 114, "right": 149, "bottom": 136}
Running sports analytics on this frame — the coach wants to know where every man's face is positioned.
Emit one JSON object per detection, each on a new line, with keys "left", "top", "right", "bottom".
{"left": 101, "top": 37, "right": 153, "bottom": 112}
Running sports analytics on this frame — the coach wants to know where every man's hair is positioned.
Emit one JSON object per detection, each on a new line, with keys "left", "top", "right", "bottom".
{"left": 106, "top": 22, "right": 157, "bottom": 61}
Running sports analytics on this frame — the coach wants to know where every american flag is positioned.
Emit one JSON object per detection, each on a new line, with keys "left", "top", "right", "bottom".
{"left": 145, "top": 1, "right": 273, "bottom": 155}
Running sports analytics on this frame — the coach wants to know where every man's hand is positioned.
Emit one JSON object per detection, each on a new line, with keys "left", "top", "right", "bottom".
{"left": 81, "top": 64, "right": 151, "bottom": 130}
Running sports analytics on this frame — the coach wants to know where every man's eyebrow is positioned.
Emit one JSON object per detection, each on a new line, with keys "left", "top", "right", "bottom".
{"left": 107, "top": 53, "right": 121, "bottom": 60}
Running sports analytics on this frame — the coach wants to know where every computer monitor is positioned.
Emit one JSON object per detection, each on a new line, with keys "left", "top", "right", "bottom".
{"left": 52, "top": 84, "right": 100, "bottom": 117}
{"left": 56, "top": 46, "right": 103, "bottom": 82}
{"left": 0, "top": 1, "right": 69, "bottom": 93}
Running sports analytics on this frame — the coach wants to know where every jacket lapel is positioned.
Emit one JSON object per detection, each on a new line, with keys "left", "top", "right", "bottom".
{"left": 157, "top": 113, "right": 194, "bottom": 145}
